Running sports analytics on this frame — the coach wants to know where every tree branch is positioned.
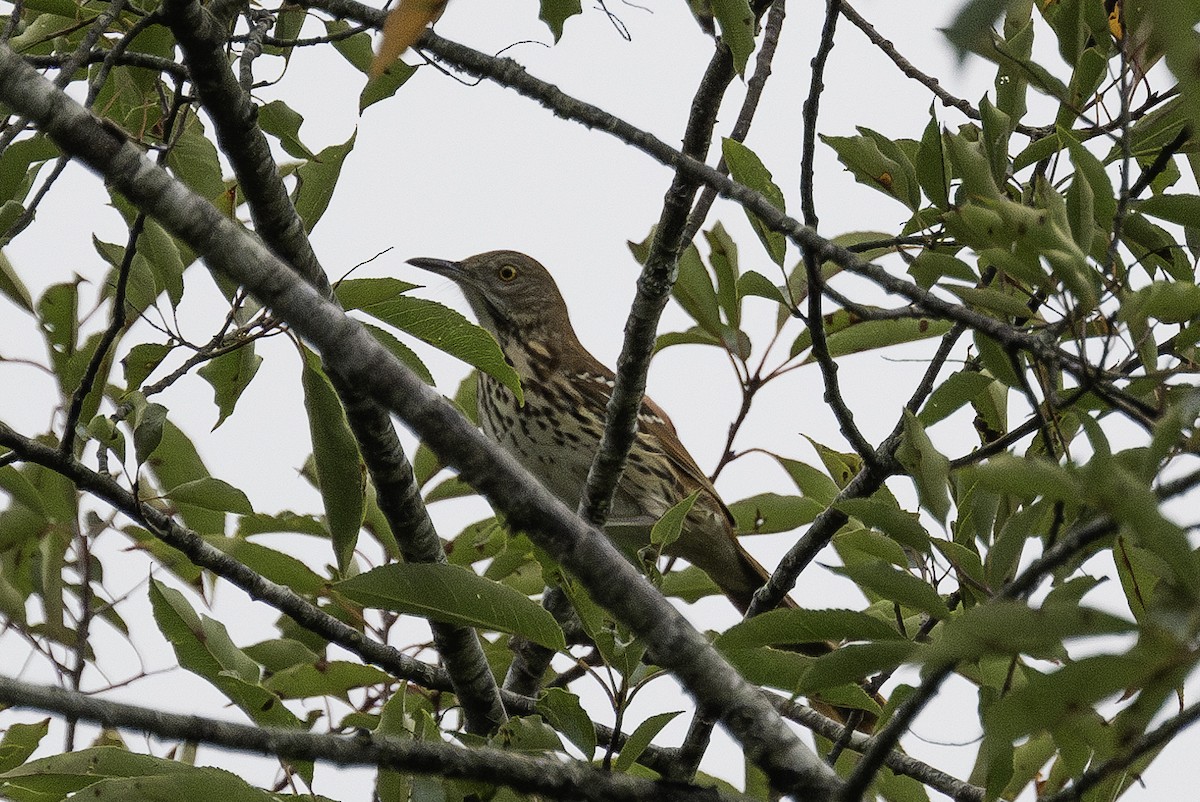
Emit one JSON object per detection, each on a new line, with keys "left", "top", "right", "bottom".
{"left": 0, "top": 676, "right": 749, "bottom": 802}
{"left": 161, "top": 0, "right": 505, "bottom": 732}
{"left": 0, "top": 48, "right": 841, "bottom": 798}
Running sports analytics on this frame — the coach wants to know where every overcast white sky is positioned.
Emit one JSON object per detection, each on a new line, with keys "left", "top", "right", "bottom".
{"left": 0, "top": 0, "right": 1196, "bottom": 798}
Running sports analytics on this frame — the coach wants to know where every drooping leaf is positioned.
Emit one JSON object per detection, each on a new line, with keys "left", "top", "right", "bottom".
{"left": 613, "top": 711, "right": 682, "bottom": 772}
{"left": 537, "top": 687, "right": 596, "bottom": 759}
{"left": 341, "top": 284, "right": 522, "bottom": 403}
{"left": 337, "top": 563, "right": 566, "bottom": 650}
{"left": 832, "top": 560, "right": 951, "bottom": 619}
{"left": 722, "top": 139, "right": 786, "bottom": 266}
{"left": 539, "top": 0, "right": 582, "bottom": 41}
{"left": 896, "top": 410, "right": 951, "bottom": 524}
{"left": 197, "top": 342, "right": 262, "bottom": 429}
{"left": 300, "top": 348, "right": 365, "bottom": 572}
{"left": 709, "top": 0, "right": 755, "bottom": 75}
{"left": 293, "top": 133, "right": 356, "bottom": 232}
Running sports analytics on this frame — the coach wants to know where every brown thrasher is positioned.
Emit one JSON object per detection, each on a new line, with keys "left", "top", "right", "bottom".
{"left": 407, "top": 250, "right": 808, "bottom": 618}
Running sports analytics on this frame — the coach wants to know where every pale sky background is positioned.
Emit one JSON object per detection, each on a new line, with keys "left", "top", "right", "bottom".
{"left": 0, "top": 0, "right": 1196, "bottom": 799}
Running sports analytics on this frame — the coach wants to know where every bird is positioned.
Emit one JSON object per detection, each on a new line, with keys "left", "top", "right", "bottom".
{"left": 407, "top": 250, "right": 803, "bottom": 621}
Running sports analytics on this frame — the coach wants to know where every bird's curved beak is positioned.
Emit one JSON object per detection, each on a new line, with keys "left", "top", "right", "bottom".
{"left": 407, "top": 257, "right": 464, "bottom": 282}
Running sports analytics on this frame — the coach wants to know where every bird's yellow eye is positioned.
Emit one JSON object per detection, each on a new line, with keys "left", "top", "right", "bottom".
{"left": 498, "top": 265, "right": 518, "bottom": 282}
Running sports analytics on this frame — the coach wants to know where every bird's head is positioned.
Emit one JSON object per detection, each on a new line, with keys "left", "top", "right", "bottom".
{"left": 407, "top": 250, "right": 574, "bottom": 343}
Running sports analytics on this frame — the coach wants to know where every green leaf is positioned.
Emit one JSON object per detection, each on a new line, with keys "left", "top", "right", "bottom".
{"left": 257, "top": 100, "right": 316, "bottom": 161}
{"left": 361, "top": 60, "right": 418, "bottom": 111}
{"left": 710, "top": 0, "right": 755, "bottom": 75}
{"left": 294, "top": 133, "right": 356, "bottom": 232}
{"left": 673, "top": 243, "right": 723, "bottom": 338}
{"left": 736, "top": 270, "right": 786, "bottom": 306}
{"left": 915, "top": 112, "right": 950, "bottom": 210}
{"left": 836, "top": 496, "right": 930, "bottom": 552}
{"left": 1120, "top": 280, "right": 1200, "bottom": 325}
{"left": 0, "top": 250, "right": 33, "bottom": 312}
{"left": 728, "top": 492, "right": 823, "bottom": 534}
{"left": 613, "top": 711, "right": 682, "bottom": 772}
{"left": 301, "top": 348, "right": 365, "bottom": 572}
{"left": 973, "top": 454, "right": 1081, "bottom": 502}
{"left": 132, "top": 401, "right": 167, "bottom": 467}
{"left": 539, "top": 0, "right": 581, "bottom": 41}
{"left": 537, "top": 688, "right": 596, "bottom": 759}
{"left": 207, "top": 536, "right": 326, "bottom": 596}
{"left": 149, "top": 581, "right": 304, "bottom": 732}
{"left": 931, "top": 600, "right": 1135, "bottom": 670}
{"left": 821, "top": 132, "right": 920, "bottom": 210}
{"left": 343, "top": 289, "right": 522, "bottom": 404}
{"left": 659, "top": 564, "right": 721, "bottom": 603}
{"left": 650, "top": 491, "right": 700, "bottom": 548}
{"left": 832, "top": 560, "right": 950, "bottom": 619}
{"left": 0, "top": 718, "right": 49, "bottom": 773}
{"left": 122, "top": 342, "right": 172, "bottom": 391}
{"left": 800, "top": 641, "right": 915, "bottom": 694}
{"left": 896, "top": 410, "right": 951, "bottom": 524}
{"left": 918, "top": 369, "right": 996, "bottom": 427}
{"left": 716, "top": 608, "right": 903, "bottom": 650}
{"left": 943, "top": 285, "right": 1039, "bottom": 319}
{"left": 704, "top": 222, "right": 742, "bottom": 326}
{"left": 197, "top": 343, "right": 262, "bottom": 429}
{"left": 943, "top": 0, "right": 1008, "bottom": 57}
{"left": 337, "top": 563, "right": 566, "bottom": 651}
{"left": 773, "top": 454, "right": 840, "bottom": 505}
{"left": 816, "top": 318, "right": 952, "bottom": 361}
{"left": 722, "top": 139, "right": 786, "bottom": 265}
{"left": 165, "top": 477, "right": 254, "bottom": 515}
{"left": 62, "top": 766, "right": 285, "bottom": 801}
{"left": 264, "top": 660, "right": 391, "bottom": 699}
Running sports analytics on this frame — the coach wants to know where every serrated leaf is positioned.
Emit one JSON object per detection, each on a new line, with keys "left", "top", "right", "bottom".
{"left": 301, "top": 348, "right": 365, "bottom": 571}
{"left": 723, "top": 139, "right": 786, "bottom": 265}
{"left": 0, "top": 719, "right": 49, "bottom": 773}
{"left": 832, "top": 561, "right": 950, "bottom": 619}
{"left": 347, "top": 292, "right": 522, "bottom": 404}
{"left": 165, "top": 477, "right": 253, "bottom": 515}
{"left": 896, "top": 410, "right": 951, "bottom": 523}
{"left": 836, "top": 496, "right": 930, "bottom": 551}
{"left": 613, "top": 711, "right": 682, "bottom": 772}
{"left": 710, "top": 0, "right": 754, "bottom": 74}
{"left": 197, "top": 343, "right": 262, "bottom": 429}
{"left": 537, "top": 688, "right": 595, "bottom": 759}
{"left": 716, "top": 608, "right": 903, "bottom": 650}
{"left": 728, "top": 492, "right": 822, "bottom": 534}
{"left": 294, "top": 133, "right": 356, "bottom": 232}
{"left": 337, "top": 563, "right": 566, "bottom": 650}
{"left": 650, "top": 491, "right": 700, "bottom": 548}
{"left": 539, "top": 0, "right": 581, "bottom": 40}
{"left": 926, "top": 601, "right": 1134, "bottom": 667}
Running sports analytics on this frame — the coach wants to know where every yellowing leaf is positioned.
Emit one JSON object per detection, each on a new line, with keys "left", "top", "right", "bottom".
{"left": 371, "top": 0, "right": 448, "bottom": 77}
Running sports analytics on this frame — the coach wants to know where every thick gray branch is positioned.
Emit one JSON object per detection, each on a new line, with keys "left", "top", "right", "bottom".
{"left": 0, "top": 46, "right": 840, "bottom": 799}
{"left": 161, "top": 0, "right": 505, "bottom": 732}
{"left": 0, "top": 676, "right": 747, "bottom": 802}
